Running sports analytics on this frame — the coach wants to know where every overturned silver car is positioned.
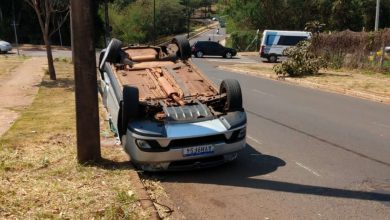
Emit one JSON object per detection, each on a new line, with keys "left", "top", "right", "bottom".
{"left": 98, "top": 36, "right": 246, "bottom": 171}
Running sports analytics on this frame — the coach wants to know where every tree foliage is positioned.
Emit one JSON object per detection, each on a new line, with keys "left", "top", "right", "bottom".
{"left": 219, "top": 0, "right": 390, "bottom": 32}
{"left": 106, "top": 0, "right": 187, "bottom": 44}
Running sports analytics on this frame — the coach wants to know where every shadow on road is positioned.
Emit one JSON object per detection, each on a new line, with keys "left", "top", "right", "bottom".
{"left": 144, "top": 143, "right": 390, "bottom": 202}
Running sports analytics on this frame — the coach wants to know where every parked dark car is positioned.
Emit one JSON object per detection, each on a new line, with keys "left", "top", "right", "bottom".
{"left": 192, "top": 41, "right": 237, "bottom": 58}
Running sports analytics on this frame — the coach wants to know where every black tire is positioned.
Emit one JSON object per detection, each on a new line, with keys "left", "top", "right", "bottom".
{"left": 105, "top": 38, "right": 123, "bottom": 63}
{"left": 268, "top": 55, "right": 277, "bottom": 63}
{"left": 220, "top": 79, "right": 243, "bottom": 111}
{"left": 172, "top": 35, "right": 191, "bottom": 60}
{"left": 225, "top": 51, "right": 233, "bottom": 59}
{"left": 196, "top": 50, "right": 204, "bottom": 58}
{"left": 119, "top": 86, "right": 139, "bottom": 137}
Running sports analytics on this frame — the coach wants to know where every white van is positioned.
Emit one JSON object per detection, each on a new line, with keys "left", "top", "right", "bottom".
{"left": 259, "top": 30, "right": 311, "bottom": 62}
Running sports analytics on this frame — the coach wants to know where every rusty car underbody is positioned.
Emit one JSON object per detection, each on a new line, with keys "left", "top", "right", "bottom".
{"left": 118, "top": 47, "right": 223, "bottom": 120}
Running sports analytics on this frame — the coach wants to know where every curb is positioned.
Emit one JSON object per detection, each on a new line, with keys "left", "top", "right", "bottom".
{"left": 129, "top": 171, "right": 161, "bottom": 220}
{"left": 188, "top": 22, "right": 219, "bottom": 40}
{"left": 157, "top": 21, "right": 219, "bottom": 46}
{"left": 218, "top": 66, "right": 390, "bottom": 104}
{"left": 16, "top": 44, "right": 70, "bottom": 51}
{"left": 99, "top": 103, "right": 161, "bottom": 219}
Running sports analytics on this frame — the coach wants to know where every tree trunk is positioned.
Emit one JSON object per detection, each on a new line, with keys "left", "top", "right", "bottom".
{"left": 43, "top": 35, "right": 56, "bottom": 80}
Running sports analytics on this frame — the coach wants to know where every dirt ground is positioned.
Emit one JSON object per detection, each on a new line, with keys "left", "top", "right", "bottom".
{"left": 0, "top": 57, "right": 46, "bottom": 136}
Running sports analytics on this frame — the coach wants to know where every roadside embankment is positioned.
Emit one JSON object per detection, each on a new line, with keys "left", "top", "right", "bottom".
{"left": 219, "top": 62, "right": 390, "bottom": 104}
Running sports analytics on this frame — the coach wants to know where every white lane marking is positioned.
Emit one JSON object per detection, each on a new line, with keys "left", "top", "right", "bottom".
{"left": 295, "top": 162, "right": 321, "bottom": 177}
{"left": 247, "top": 135, "right": 262, "bottom": 145}
{"left": 372, "top": 121, "right": 390, "bottom": 129}
{"left": 250, "top": 153, "right": 262, "bottom": 156}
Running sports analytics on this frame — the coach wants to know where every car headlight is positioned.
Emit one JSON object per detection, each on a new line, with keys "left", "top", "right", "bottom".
{"left": 237, "top": 128, "right": 246, "bottom": 139}
{"left": 136, "top": 140, "right": 152, "bottom": 149}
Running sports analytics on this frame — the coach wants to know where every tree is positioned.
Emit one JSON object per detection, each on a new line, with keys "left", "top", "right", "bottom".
{"left": 25, "top": 0, "right": 69, "bottom": 80}
{"left": 106, "top": 0, "right": 186, "bottom": 44}
{"left": 330, "top": 0, "right": 363, "bottom": 31}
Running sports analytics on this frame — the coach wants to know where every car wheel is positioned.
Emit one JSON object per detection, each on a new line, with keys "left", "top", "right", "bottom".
{"left": 225, "top": 51, "right": 233, "bottom": 59}
{"left": 105, "top": 38, "right": 123, "bottom": 63}
{"left": 220, "top": 79, "right": 243, "bottom": 111}
{"left": 119, "top": 86, "right": 139, "bottom": 137}
{"left": 268, "top": 55, "right": 277, "bottom": 63}
{"left": 196, "top": 51, "right": 204, "bottom": 58}
{"left": 172, "top": 35, "right": 191, "bottom": 60}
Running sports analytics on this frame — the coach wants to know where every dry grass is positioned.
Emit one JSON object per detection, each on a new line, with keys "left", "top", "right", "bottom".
{"left": 222, "top": 63, "right": 390, "bottom": 99}
{"left": 0, "top": 55, "right": 29, "bottom": 77}
{"left": 0, "top": 60, "right": 148, "bottom": 219}
{"left": 303, "top": 69, "right": 390, "bottom": 97}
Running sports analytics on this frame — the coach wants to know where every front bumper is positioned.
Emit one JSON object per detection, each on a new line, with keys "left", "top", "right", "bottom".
{"left": 125, "top": 135, "right": 245, "bottom": 171}
{"left": 122, "top": 111, "right": 247, "bottom": 171}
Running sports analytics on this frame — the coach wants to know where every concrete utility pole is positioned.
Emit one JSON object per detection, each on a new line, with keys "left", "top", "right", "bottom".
{"left": 375, "top": 0, "right": 380, "bottom": 31}
{"left": 71, "top": 0, "right": 101, "bottom": 163}
{"left": 11, "top": 1, "right": 19, "bottom": 55}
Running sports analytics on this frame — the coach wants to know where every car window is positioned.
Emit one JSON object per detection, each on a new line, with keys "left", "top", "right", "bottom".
{"left": 266, "top": 35, "right": 277, "bottom": 45}
{"left": 210, "top": 42, "right": 222, "bottom": 48}
{"left": 277, "top": 36, "right": 307, "bottom": 46}
{"left": 197, "top": 42, "right": 208, "bottom": 48}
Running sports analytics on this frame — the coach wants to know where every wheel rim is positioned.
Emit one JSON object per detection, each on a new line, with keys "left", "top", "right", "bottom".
{"left": 197, "top": 51, "right": 203, "bottom": 57}
{"left": 269, "top": 56, "right": 277, "bottom": 62}
{"left": 226, "top": 52, "right": 232, "bottom": 58}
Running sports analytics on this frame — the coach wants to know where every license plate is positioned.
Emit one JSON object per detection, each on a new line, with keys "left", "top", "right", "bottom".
{"left": 183, "top": 145, "right": 214, "bottom": 157}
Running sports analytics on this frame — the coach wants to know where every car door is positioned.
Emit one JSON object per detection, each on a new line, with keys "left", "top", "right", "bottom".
{"left": 101, "top": 63, "right": 121, "bottom": 132}
{"left": 209, "top": 42, "right": 222, "bottom": 55}
{"left": 201, "top": 42, "right": 212, "bottom": 55}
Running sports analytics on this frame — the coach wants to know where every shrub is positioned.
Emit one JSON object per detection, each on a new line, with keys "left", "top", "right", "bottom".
{"left": 273, "top": 41, "right": 326, "bottom": 77}
{"left": 311, "top": 29, "right": 390, "bottom": 70}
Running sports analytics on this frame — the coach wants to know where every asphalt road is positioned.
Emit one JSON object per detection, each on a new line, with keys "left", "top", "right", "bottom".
{"left": 149, "top": 57, "right": 390, "bottom": 219}
{"left": 145, "top": 29, "right": 390, "bottom": 219}
{"left": 189, "top": 27, "right": 226, "bottom": 45}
